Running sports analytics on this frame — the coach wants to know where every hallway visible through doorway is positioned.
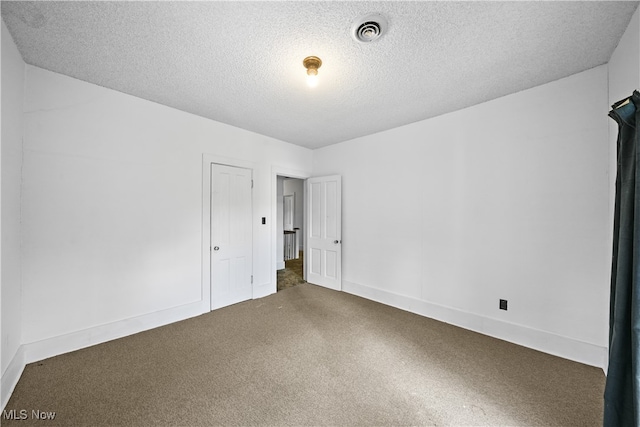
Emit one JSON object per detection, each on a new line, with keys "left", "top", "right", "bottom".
{"left": 277, "top": 251, "right": 305, "bottom": 291}
{"left": 277, "top": 176, "right": 305, "bottom": 291}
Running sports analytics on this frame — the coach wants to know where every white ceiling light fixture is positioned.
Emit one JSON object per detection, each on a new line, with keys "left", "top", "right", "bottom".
{"left": 303, "top": 56, "right": 322, "bottom": 88}
{"left": 352, "top": 13, "right": 388, "bottom": 43}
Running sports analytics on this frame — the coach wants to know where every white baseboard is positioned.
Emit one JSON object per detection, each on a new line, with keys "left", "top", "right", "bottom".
{"left": 276, "top": 261, "right": 285, "bottom": 270}
{"left": 3, "top": 283, "right": 607, "bottom": 411}
{"left": 1, "top": 346, "right": 25, "bottom": 411}
{"left": 253, "top": 282, "right": 275, "bottom": 299}
{"left": 22, "top": 301, "right": 204, "bottom": 366}
{"left": 2, "top": 301, "right": 204, "bottom": 410}
{"left": 342, "top": 280, "right": 608, "bottom": 369}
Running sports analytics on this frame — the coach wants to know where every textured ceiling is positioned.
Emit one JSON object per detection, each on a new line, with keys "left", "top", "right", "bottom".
{"left": 2, "top": 1, "right": 638, "bottom": 149}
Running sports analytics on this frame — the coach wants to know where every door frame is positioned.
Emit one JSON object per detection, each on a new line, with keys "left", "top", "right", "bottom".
{"left": 202, "top": 154, "right": 256, "bottom": 312}
{"left": 271, "top": 166, "right": 311, "bottom": 294}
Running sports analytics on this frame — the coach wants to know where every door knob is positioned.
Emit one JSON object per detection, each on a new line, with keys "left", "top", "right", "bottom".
{"left": 213, "top": 246, "right": 220, "bottom": 251}
{"left": 334, "top": 240, "right": 340, "bottom": 244}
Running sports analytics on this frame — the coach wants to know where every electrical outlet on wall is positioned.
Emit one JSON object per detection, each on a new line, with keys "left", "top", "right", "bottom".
{"left": 499, "top": 299, "right": 508, "bottom": 310}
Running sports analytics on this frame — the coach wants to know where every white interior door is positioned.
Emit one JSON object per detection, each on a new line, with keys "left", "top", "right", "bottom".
{"left": 211, "top": 164, "right": 253, "bottom": 309}
{"left": 306, "top": 175, "right": 341, "bottom": 290}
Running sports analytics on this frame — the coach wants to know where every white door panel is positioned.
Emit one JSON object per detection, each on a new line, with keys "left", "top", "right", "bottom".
{"left": 306, "top": 175, "right": 341, "bottom": 290}
{"left": 211, "top": 164, "right": 253, "bottom": 309}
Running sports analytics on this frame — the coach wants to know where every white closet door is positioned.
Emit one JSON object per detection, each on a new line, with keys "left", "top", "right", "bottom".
{"left": 211, "top": 164, "right": 253, "bottom": 309}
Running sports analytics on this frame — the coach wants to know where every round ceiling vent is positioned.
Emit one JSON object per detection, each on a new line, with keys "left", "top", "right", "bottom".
{"left": 352, "top": 14, "right": 388, "bottom": 43}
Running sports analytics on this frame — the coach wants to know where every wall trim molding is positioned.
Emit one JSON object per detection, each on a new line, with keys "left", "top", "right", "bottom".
{"left": 342, "top": 280, "right": 607, "bottom": 369}
{"left": 2, "top": 301, "right": 204, "bottom": 410}
{"left": 253, "top": 282, "right": 274, "bottom": 300}
{"left": 1, "top": 346, "right": 25, "bottom": 411}
{"left": 23, "top": 301, "right": 204, "bottom": 370}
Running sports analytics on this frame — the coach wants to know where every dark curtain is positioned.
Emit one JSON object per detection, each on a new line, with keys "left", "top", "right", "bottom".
{"left": 605, "top": 90, "right": 640, "bottom": 427}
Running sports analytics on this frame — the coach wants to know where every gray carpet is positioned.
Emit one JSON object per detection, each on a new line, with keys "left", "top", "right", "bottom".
{"left": 3, "top": 283, "right": 604, "bottom": 426}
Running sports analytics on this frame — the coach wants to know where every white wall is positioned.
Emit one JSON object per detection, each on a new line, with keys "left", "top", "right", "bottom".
{"left": 20, "top": 66, "right": 312, "bottom": 352}
{"left": 283, "top": 178, "right": 304, "bottom": 248}
{"left": 608, "top": 6, "right": 640, "bottom": 106}
{"left": 1, "top": 21, "right": 25, "bottom": 409}
{"left": 314, "top": 65, "right": 611, "bottom": 368}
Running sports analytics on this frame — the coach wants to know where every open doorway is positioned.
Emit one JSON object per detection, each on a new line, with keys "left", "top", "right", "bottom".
{"left": 277, "top": 176, "right": 305, "bottom": 291}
